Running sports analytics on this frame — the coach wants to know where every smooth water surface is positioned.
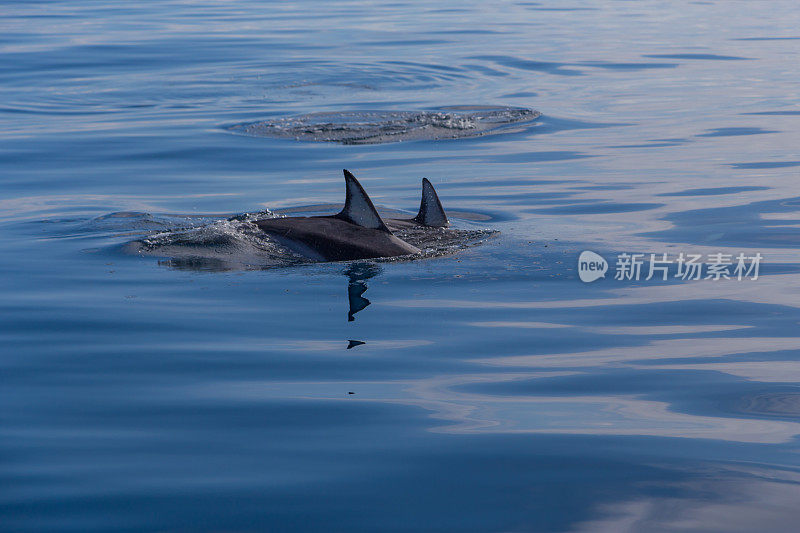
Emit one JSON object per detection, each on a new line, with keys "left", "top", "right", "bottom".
{"left": 2, "top": 1, "right": 800, "bottom": 531}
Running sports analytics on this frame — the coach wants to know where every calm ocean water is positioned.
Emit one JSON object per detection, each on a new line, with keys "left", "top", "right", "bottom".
{"left": 2, "top": 1, "right": 800, "bottom": 531}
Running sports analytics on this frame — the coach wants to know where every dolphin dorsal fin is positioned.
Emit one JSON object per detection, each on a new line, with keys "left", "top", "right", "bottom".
{"left": 338, "top": 169, "right": 390, "bottom": 232}
{"left": 413, "top": 178, "right": 448, "bottom": 227}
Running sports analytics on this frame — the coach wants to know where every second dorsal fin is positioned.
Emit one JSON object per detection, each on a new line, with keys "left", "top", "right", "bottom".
{"left": 337, "top": 169, "right": 390, "bottom": 232}
{"left": 413, "top": 178, "right": 448, "bottom": 227}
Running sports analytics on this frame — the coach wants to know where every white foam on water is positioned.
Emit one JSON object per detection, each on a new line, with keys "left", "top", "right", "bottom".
{"left": 227, "top": 106, "right": 541, "bottom": 144}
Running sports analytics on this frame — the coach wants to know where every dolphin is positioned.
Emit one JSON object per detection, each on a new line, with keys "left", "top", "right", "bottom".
{"left": 385, "top": 177, "right": 448, "bottom": 231}
{"left": 253, "top": 169, "right": 447, "bottom": 262}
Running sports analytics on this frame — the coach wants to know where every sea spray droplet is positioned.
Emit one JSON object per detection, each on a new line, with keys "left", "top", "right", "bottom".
{"left": 226, "top": 106, "right": 541, "bottom": 144}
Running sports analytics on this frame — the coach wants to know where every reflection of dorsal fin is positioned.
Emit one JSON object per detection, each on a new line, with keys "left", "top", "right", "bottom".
{"left": 413, "top": 178, "right": 448, "bottom": 227}
{"left": 337, "top": 169, "right": 390, "bottom": 232}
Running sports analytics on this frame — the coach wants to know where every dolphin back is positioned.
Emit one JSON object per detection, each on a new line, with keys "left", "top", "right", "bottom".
{"left": 413, "top": 178, "right": 448, "bottom": 227}
{"left": 337, "top": 169, "right": 391, "bottom": 232}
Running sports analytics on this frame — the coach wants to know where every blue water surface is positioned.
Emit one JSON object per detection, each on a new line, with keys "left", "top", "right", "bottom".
{"left": 2, "top": 1, "right": 800, "bottom": 531}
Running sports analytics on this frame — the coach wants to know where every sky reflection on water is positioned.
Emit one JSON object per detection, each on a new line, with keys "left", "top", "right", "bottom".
{"left": 2, "top": 0, "right": 800, "bottom": 531}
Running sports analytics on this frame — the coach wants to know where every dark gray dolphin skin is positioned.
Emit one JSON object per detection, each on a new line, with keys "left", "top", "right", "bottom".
{"left": 254, "top": 169, "right": 428, "bottom": 261}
